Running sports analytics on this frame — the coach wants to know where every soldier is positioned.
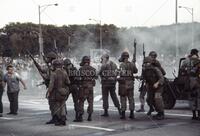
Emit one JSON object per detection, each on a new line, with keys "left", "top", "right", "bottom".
{"left": 118, "top": 52, "right": 138, "bottom": 119}
{"left": 63, "top": 58, "right": 80, "bottom": 121}
{"left": 181, "top": 49, "right": 200, "bottom": 120}
{"left": 98, "top": 54, "right": 121, "bottom": 117}
{"left": 148, "top": 51, "right": 166, "bottom": 76}
{"left": 142, "top": 57, "right": 165, "bottom": 120}
{"left": 76, "top": 56, "right": 97, "bottom": 122}
{"left": 38, "top": 52, "right": 58, "bottom": 124}
{"left": 0, "top": 64, "right": 4, "bottom": 117}
{"left": 3, "top": 65, "right": 27, "bottom": 115}
{"left": 46, "top": 59, "right": 70, "bottom": 126}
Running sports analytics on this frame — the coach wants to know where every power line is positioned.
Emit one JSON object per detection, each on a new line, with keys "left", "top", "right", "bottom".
{"left": 142, "top": 0, "right": 170, "bottom": 25}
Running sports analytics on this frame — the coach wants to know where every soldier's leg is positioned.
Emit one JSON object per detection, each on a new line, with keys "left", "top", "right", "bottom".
{"left": 146, "top": 90, "right": 155, "bottom": 116}
{"left": 120, "top": 95, "right": 127, "bottom": 119}
{"left": 153, "top": 88, "right": 164, "bottom": 120}
{"left": 109, "top": 85, "right": 120, "bottom": 111}
{"left": 46, "top": 99, "right": 57, "bottom": 124}
{"left": 71, "top": 86, "right": 79, "bottom": 112}
{"left": 101, "top": 85, "right": 109, "bottom": 116}
{"left": 127, "top": 89, "right": 135, "bottom": 119}
{"left": 54, "top": 101, "right": 66, "bottom": 126}
{"left": 87, "top": 89, "right": 93, "bottom": 121}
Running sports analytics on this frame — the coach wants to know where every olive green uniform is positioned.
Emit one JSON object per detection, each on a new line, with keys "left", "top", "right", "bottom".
{"left": 99, "top": 61, "right": 120, "bottom": 112}
{"left": 181, "top": 55, "right": 200, "bottom": 119}
{"left": 78, "top": 65, "right": 96, "bottom": 119}
{"left": 48, "top": 68, "right": 70, "bottom": 124}
{"left": 142, "top": 62, "right": 165, "bottom": 118}
{"left": 118, "top": 61, "right": 138, "bottom": 112}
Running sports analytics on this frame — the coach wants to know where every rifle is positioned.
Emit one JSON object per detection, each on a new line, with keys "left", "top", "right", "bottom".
{"left": 132, "top": 39, "right": 137, "bottom": 63}
{"left": 26, "top": 50, "right": 49, "bottom": 88}
{"left": 143, "top": 43, "right": 145, "bottom": 59}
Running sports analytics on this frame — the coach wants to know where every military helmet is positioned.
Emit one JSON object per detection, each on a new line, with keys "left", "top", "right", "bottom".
{"left": 46, "top": 52, "right": 57, "bottom": 59}
{"left": 149, "top": 51, "right": 157, "bottom": 59}
{"left": 190, "top": 48, "right": 199, "bottom": 56}
{"left": 52, "top": 59, "right": 63, "bottom": 68}
{"left": 80, "top": 56, "right": 90, "bottom": 66}
{"left": 101, "top": 54, "right": 109, "bottom": 60}
{"left": 121, "top": 51, "right": 129, "bottom": 58}
{"left": 63, "top": 58, "right": 71, "bottom": 66}
{"left": 119, "top": 51, "right": 129, "bottom": 62}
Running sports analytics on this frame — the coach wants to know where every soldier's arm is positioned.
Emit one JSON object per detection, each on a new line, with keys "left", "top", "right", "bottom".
{"left": 155, "top": 67, "right": 165, "bottom": 86}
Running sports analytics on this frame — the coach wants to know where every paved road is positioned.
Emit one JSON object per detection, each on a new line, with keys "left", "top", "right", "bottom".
{"left": 0, "top": 93, "right": 200, "bottom": 136}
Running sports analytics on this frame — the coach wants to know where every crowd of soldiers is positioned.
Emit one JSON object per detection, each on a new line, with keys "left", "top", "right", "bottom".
{"left": 0, "top": 48, "right": 200, "bottom": 127}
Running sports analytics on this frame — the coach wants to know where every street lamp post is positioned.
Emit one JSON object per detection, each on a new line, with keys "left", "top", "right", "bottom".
{"left": 38, "top": 3, "right": 58, "bottom": 60}
{"left": 89, "top": 18, "right": 102, "bottom": 52}
{"left": 179, "top": 6, "right": 194, "bottom": 48}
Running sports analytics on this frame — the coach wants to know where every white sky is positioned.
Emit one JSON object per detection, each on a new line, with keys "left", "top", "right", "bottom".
{"left": 0, "top": 0, "right": 200, "bottom": 28}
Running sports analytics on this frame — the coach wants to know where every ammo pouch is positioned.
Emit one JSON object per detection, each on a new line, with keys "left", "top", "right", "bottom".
{"left": 56, "top": 87, "right": 69, "bottom": 101}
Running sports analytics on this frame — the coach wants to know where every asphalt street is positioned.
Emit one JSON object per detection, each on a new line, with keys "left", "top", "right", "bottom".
{"left": 0, "top": 89, "right": 200, "bottom": 136}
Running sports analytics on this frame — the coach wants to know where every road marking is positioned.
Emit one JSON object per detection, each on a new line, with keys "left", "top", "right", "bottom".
{"left": 0, "top": 117, "right": 14, "bottom": 120}
{"left": 165, "top": 113, "right": 192, "bottom": 117}
{"left": 69, "top": 124, "right": 115, "bottom": 132}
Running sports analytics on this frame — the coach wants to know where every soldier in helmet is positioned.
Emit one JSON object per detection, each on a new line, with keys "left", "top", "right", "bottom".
{"left": 76, "top": 56, "right": 97, "bottom": 122}
{"left": 136, "top": 51, "right": 166, "bottom": 113}
{"left": 46, "top": 59, "right": 70, "bottom": 126}
{"left": 118, "top": 51, "right": 138, "bottom": 119}
{"left": 63, "top": 58, "right": 80, "bottom": 121}
{"left": 98, "top": 54, "right": 121, "bottom": 117}
{"left": 181, "top": 49, "right": 200, "bottom": 120}
{"left": 142, "top": 57, "right": 165, "bottom": 120}
{"left": 37, "top": 52, "right": 58, "bottom": 124}
{"left": 148, "top": 51, "right": 166, "bottom": 76}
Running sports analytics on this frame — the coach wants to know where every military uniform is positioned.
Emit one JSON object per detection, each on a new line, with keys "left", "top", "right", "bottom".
{"left": 118, "top": 52, "right": 138, "bottom": 119}
{"left": 99, "top": 54, "right": 120, "bottom": 116}
{"left": 63, "top": 59, "right": 80, "bottom": 121}
{"left": 77, "top": 56, "right": 97, "bottom": 122}
{"left": 181, "top": 49, "right": 200, "bottom": 120}
{"left": 47, "top": 59, "right": 70, "bottom": 126}
{"left": 142, "top": 57, "right": 165, "bottom": 120}
{"left": 38, "top": 52, "right": 58, "bottom": 124}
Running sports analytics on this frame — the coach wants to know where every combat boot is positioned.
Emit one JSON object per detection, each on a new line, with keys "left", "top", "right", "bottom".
{"left": 46, "top": 115, "right": 57, "bottom": 124}
{"left": 153, "top": 112, "right": 164, "bottom": 120}
{"left": 74, "top": 113, "right": 83, "bottom": 122}
{"left": 55, "top": 116, "right": 66, "bottom": 126}
{"left": 120, "top": 111, "right": 126, "bottom": 119}
{"left": 73, "top": 112, "right": 79, "bottom": 122}
{"left": 87, "top": 114, "right": 92, "bottom": 121}
{"left": 118, "top": 107, "right": 122, "bottom": 115}
{"left": 101, "top": 109, "right": 109, "bottom": 117}
{"left": 192, "top": 110, "right": 197, "bottom": 120}
{"left": 129, "top": 110, "right": 135, "bottom": 119}
{"left": 147, "top": 106, "right": 154, "bottom": 116}
{"left": 136, "top": 105, "right": 145, "bottom": 112}
{"left": 197, "top": 110, "right": 200, "bottom": 121}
